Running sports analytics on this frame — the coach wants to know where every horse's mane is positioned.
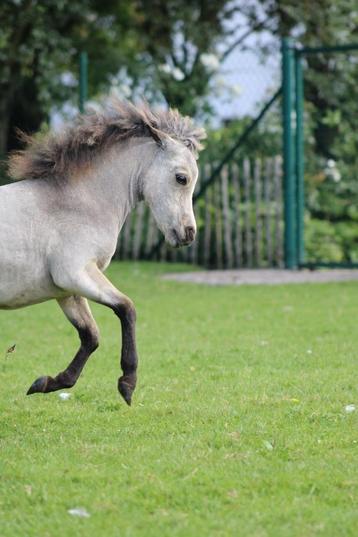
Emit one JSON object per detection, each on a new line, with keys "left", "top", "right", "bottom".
{"left": 8, "top": 98, "right": 206, "bottom": 180}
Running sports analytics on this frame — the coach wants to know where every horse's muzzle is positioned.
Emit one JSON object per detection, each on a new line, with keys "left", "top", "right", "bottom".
{"left": 172, "top": 226, "right": 196, "bottom": 247}
{"left": 184, "top": 226, "right": 196, "bottom": 243}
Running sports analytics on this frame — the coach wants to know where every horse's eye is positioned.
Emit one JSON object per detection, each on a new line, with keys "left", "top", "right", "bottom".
{"left": 176, "top": 174, "right": 187, "bottom": 185}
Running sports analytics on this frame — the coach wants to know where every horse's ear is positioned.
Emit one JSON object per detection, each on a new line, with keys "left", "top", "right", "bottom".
{"left": 145, "top": 124, "right": 164, "bottom": 148}
{"left": 135, "top": 99, "right": 164, "bottom": 147}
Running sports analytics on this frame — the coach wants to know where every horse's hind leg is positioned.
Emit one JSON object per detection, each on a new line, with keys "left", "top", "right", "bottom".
{"left": 27, "top": 296, "right": 99, "bottom": 395}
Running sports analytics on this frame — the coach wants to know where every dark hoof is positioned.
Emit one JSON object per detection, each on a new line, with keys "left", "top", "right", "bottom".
{"left": 26, "top": 376, "right": 49, "bottom": 395}
{"left": 118, "top": 378, "right": 135, "bottom": 406}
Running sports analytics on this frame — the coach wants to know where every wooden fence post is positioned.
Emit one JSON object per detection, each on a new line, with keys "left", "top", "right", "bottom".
{"left": 264, "top": 158, "right": 273, "bottom": 265}
{"left": 254, "top": 158, "right": 262, "bottom": 266}
{"left": 221, "top": 165, "right": 234, "bottom": 268}
{"left": 243, "top": 158, "right": 253, "bottom": 267}
{"left": 231, "top": 162, "right": 242, "bottom": 267}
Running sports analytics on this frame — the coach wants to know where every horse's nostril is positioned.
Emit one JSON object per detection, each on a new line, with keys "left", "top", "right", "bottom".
{"left": 185, "top": 226, "right": 196, "bottom": 242}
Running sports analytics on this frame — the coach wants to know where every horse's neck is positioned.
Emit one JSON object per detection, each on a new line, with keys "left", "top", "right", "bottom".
{"left": 68, "top": 140, "right": 155, "bottom": 230}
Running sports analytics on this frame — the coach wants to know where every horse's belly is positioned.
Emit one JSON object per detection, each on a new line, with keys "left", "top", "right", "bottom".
{"left": 0, "top": 281, "right": 61, "bottom": 309}
{"left": 0, "top": 258, "right": 62, "bottom": 309}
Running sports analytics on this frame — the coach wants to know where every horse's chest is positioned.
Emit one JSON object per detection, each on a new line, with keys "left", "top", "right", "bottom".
{"left": 97, "top": 251, "right": 114, "bottom": 271}
{"left": 92, "top": 233, "right": 118, "bottom": 270}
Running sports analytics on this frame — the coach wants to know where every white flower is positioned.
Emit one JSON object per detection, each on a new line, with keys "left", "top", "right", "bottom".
{"left": 171, "top": 67, "right": 185, "bottom": 81}
{"left": 345, "top": 404, "right": 355, "bottom": 413}
{"left": 331, "top": 169, "right": 341, "bottom": 182}
{"left": 158, "top": 64, "right": 185, "bottom": 81}
{"left": 159, "top": 63, "right": 172, "bottom": 75}
{"left": 86, "top": 100, "right": 102, "bottom": 113}
{"left": 60, "top": 72, "right": 77, "bottom": 87}
{"left": 109, "top": 83, "right": 132, "bottom": 99}
{"left": 59, "top": 392, "right": 71, "bottom": 401}
{"left": 200, "top": 53, "right": 220, "bottom": 71}
{"left": 231, "top": 84, "right": 243, "bottom": 97}
{"left": 325, "top": 159, "right": 341, "bottom": 182}
{"left": 215, "top": 76, "right": 226, "bottom": 88}
{"left": 118, "top": 84, "right": 131, "bottom": 97}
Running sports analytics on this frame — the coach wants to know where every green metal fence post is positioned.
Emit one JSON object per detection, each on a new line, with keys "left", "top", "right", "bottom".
{"left": 79, "top": 51, "right": 88, "bottom": 113}
{"left": 282, "top": 37, "right": 297, "bottom": 269}
{"left": 295, "top": 51, "right": 305, "bottom": 266}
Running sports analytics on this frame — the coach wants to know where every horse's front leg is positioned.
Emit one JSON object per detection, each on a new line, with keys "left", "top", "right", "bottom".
{"left": 50, "top": 263, "right": 137, "bottom": 405}
{"left": 27, "top": 296, "right": 99, "bottom": 395}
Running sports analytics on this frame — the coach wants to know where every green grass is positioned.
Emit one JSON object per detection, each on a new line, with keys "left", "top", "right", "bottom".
{"left": 0, "top": 262, "right": 357, "bottom": 537}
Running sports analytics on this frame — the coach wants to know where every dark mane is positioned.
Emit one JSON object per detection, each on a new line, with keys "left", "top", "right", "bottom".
{"left": 8, "top": 98, "right": 206, "bottom": 180}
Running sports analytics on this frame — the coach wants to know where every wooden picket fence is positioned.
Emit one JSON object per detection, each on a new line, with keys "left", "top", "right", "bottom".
{"left": 114, "top": 155, "right": 284, "bottom": 268}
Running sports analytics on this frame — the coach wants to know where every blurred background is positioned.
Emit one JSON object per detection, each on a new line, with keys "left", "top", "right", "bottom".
{"left": 1, "top": 0, "right": 357, "bottom": 267}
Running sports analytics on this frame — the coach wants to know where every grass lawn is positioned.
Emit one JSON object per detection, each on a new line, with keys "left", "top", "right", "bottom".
{"left": 0, "top": 262, "right": 357, "bottom": 536}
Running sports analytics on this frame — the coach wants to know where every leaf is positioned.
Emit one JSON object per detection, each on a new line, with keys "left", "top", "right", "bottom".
{"left": 263, "top": 440, "right": 274, "bottom": 451}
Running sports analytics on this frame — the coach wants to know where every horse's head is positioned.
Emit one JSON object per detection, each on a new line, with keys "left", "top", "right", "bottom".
{"left": 143, "top": 138, "right": 199, "bottom": 248}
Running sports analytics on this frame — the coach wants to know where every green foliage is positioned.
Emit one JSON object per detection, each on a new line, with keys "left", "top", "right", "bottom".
{"left": 118, "top": 1, "right": 236, "bottom": 116}
{"left": 305, "top": 218, "right": 358, "bottom": 262}
{"left": 247, "top": 1, "right": 358, "bottom": 263}
{"left": 1, "top": 262, "right": 358, "bottom": 536}
{"left": 0, "top": 0, "right": 238, "bottom": 153}
{"left": 302, "top": 76, "right": 358, "bottom": 262}
{"left": 0, "top": 0, "right": 89, "bottom": 151}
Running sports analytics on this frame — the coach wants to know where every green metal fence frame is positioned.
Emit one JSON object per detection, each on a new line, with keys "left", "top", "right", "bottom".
{"left": 281, "top": 38, "right": 358, "bottom": 269}
{"left": 79, "top": 51, "right": 88, "bottom": 113}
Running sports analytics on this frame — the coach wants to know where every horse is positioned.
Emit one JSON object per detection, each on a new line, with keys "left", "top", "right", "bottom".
{"left": 0, "top": 99, "right": 206, "bottom": 405}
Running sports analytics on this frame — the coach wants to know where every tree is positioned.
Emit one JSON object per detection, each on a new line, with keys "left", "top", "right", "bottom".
{"left": 0, "top": 1, "right": 85, "bottom": 154}
{"left": 123, "top": 1, "right": 241, "bottom": 116}
{"left": 0, "top": 0, "right": 271, "bottom": 156}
